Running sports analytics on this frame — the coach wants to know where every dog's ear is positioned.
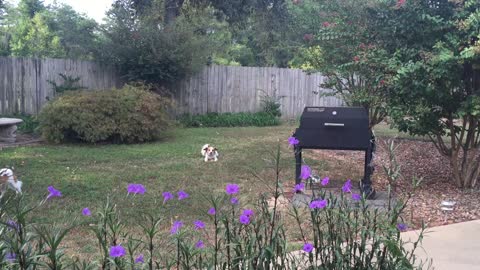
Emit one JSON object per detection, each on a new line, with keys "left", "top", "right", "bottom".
{"left": 213, "top": 148, "right": 218, "bottom": 151}
{"left": 0, "top": 175, "right": 7, "bottom": 183}
{"left": 203, "top": 147, "right": 209, "bottom": 151}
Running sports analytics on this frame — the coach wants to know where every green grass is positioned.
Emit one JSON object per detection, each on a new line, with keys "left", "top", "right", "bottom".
{"left": 0, "top": 123, "right": 420, "bottom": 223}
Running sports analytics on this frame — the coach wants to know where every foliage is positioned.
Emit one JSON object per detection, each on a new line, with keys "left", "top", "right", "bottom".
{"left": 0, "top": 0, "right": 97, "bottom": 59}
{"left": 178, "top": 112, "right": 280, "bottom": 128}
{"left": 0, "top": 143, "right": 430, "bottom": 269}
{"left": 97, "top": 0, "right": 224, "bottom": 87}
{"left": 38, "top": 84, "right": 174, "bottom": 143}
{"left": 260, "top": 90, "right": 284, "bottom": 118}
{"left": 46, "top": 73, "right": 86, "bottom": 99}
{"left": 291, "top": 0, "right": 393, "bottom": 129}
{"left": 376, "top": 0, "right": 480, "bottom": 188}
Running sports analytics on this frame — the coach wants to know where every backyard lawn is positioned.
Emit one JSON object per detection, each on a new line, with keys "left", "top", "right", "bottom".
{"left": 0, "top": 123, "right": 412, "bottom": 224}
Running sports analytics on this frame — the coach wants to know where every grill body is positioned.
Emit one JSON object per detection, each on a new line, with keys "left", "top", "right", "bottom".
{"left": 295, "top": 107, "right": 370, "bottom": 150}
{"left": 293, "top": 106, "right": 375, "bottom": 198}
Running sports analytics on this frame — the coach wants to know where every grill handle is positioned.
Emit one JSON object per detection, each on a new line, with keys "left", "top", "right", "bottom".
{"left": 324, "top": 123, "right": 345, "bottom": 127}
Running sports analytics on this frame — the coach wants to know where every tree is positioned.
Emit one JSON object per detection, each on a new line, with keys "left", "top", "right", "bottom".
{"left": 383, "top": 0, "right": 480, "bottom": 188}
{"left": 294, "top": 0, "right": 394, "bottom": 128}
{"left": 18, "top": 0, "right": 44, "bottom": 18}
{"left": 9, "top": 12, "right": 65, "bottom": 57}
{"left": 48, "top": 4, "right": 98, "bottom": 59}
{"left": 98, "top": 0, "right": 223, "bottom": 87}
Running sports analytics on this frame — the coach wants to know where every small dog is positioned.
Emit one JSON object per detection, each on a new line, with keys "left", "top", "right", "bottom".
{"left": 0, "top": 168, "right": 23, "bottom": 199}
{"left": 201, "top": 144, "right": 219, "bottom": 162}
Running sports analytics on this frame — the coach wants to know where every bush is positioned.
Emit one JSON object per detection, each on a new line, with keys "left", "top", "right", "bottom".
{"left": 0, "top": 114, "right": 39, "bottom": 134}
{"left": 178, "top": 112, "right": 280, "bottom": 128}
{"left": 38, "top": 84, "right": 173, "bottom": 143}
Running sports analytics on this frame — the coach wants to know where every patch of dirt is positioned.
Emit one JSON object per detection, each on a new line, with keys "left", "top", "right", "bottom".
{"left": 285, "top": 138, "right": 480, "bottom": 229}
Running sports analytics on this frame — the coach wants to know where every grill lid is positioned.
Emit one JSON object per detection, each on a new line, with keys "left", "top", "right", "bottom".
{"left": 295, "top": 107, "right": 370, "bottom": 150}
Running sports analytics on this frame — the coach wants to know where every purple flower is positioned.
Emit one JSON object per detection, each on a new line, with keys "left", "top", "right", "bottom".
{"left": 162, "top": 192, "right": 174, "bottom": 203}
{"left": 109, "top": 245, "right": 126, "bottom": 257}
{"left": 226, "top": 184, "right": 240, "bottom": 195}
{"left": 6, "top": 220, "right": 19, "bottom": 231}
{"left": 288, "top": 136, "right": 299, "bottom": 146}
{"left": 300, "top": 165, "right": 311, "bottom": 180}
{"left": 342, "top": 179, "right": 352, "bottom": 193}
{"left": 127, "top": 184, "right": 146, "bottom": 195}
{"left": 242, "top": 209, "right": 254, "bottom": 217}
{"left": 397, "top": 223, "right": 408, "bottom": 232}
{"left": 171, "top": 220, "right": 183, "bottom": 234}
{"left": 135, "top": 254, "right": 144, "bottom": 263}
{"left": 352, "top": 193, "right": 361, "bottom": 201}
{"left": 303, "top": 243, "right": 314, "bottom": 253}
{"left": 293, "top": 183, "right": 305, "bottom": 193}
{"left": 5, "top": 252, "right": 16, "bottom": 262}
{"left": 230, "top": 197, "right": 239, "bottom": 205}
{"left": 195, "top": 240, "right": 205, "bottom": 249}
{"left": 309, "top": 199, "right": 327, "bottom": 209}
{"left": 208, "top": 207, "right": 216, "bottom": 215}
{"left": 47, "top": 186, "right": 62, "bottom": 199}
{"left": 239, "top": 214, "right": 250, "bottom": 225}
{"left": 82, "top": 208, "right": 91, "bottom": 216}
{"left": 321, "top": 177, "right": 329, "bottom": 186}
{"left": 178, "top": 190, "right": 189, "bottom": 200}
{"left": 194, "top": 220, "right": 205, "bottom": 230}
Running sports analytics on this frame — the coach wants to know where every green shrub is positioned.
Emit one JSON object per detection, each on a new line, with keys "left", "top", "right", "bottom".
{"left": 260, "top": 92, "right": 284, "bottom": 118}
{"left": 178, "top": 112, "right": 280, "bottom": 128}
{"left": 38, "top": 84, "right": 173, "bottom": 143}
{"left": 0, "top": 114, "right": 39, "bottom": 134}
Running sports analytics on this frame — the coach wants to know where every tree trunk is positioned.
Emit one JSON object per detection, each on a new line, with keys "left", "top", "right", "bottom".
{"left": 164, "top": 0, "right": 184, "bottom": 25}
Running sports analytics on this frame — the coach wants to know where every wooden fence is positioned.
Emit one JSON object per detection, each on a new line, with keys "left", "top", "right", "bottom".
{"left": 0, "top": 57, "right": 122, "bottom": 115}
{"left": 174, "top": 65, "right": 342, "bottom": 118}
{"left": 0, "top": 57, "right": 343, "bottom": 118}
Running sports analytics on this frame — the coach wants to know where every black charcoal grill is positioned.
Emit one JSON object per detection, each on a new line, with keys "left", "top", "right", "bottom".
{"left": 293, "top": 107, "right": 376, "bottom": 198}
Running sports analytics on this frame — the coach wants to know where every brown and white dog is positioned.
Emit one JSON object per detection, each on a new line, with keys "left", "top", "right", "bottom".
{"left": 0, "top": 168, "right": 23, "bottom": 199}
{"left": 201, "top": 144, "right": 219, "bottom": 162}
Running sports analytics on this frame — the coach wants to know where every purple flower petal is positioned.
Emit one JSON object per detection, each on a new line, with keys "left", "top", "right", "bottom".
{"left": 47, "top": 186, "right": 62, "bottom": 199}
{"left": 82, "top": 208, "right": 91, "bottom": 216}
{"left": 293, "top": 183, "right": 305, "bottom": 193}
{"left": 178, "top": 190, "right": 189, "bottom": 200}
{"left": 194, "top": 220, "right": 205, "bottom": 230}
{"left": 397, "top": 223, "right": 408, "bottom": 232}
{"left": 162, "top": 192, "right": 174, "bottom": 203}
{"left": 109, "top": 245, "right": 126, "bottom": 257}
{"left": 127, "top": 184, "right": 146, "bottom": 195}
{"left": 171, "top": 220, "right": 183, "bottom": 234}
{"left": 303, "top": 242, "right": 314, "bottom": 253}
{"left": 239, "top": 214, "right": 250, "bottom": 225}
{"left": 300, "top": 165, "right": 311, "bottom": 180}
{"left": 309, "top": 199, "right": 327, "bottom": 209}
{"left": 242, "top": 209, "right": 254, "bottom": 217}
{"left": 226, "top": 184, "right": 240, "bottom": 195}
{"left": 195, "top": 240, "right": 205, "bottom": 249}
{"left": 342, "top": 179, "right": 352, "bottom": 193}
{"left": 6, "top": 220, "right": 19, "bottom": 231}
{"left": 288, "top": 136, "right": 299, "bottom": 146}
{"left": 208, "top": 207, "right": 216, "bottom": 215}
{"left": 321, "top": 177, "right": 329, "bottom": 186}
{"left": 5, "top": 252, "right": 16, "bottom": 262}
{"left": 352, "top": 193, "right": 361, "bottom": 201}
{"left": 135, "top": 254, "right": 144, "bottom": 263}
{"left": 230, "top": 197, "right": 239, "bottom": 205}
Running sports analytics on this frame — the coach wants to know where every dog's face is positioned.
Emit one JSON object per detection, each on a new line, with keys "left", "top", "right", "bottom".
{"left": 204, "top": 146, "right": 218, "bottom": 156}
{"left": 0, "top": 169, "right": 14, "bottom": 183}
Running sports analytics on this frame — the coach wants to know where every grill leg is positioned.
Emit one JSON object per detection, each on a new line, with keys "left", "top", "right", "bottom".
{"left": 295, "top": 147, "right": 302, "bottom": 186}
{"left": 361, "top": 134, "right": 376, "bottom": 199}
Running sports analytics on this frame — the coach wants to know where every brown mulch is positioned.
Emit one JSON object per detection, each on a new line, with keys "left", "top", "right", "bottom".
{"left": 295, "top": 138, "right": 480, "bottom": 229}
